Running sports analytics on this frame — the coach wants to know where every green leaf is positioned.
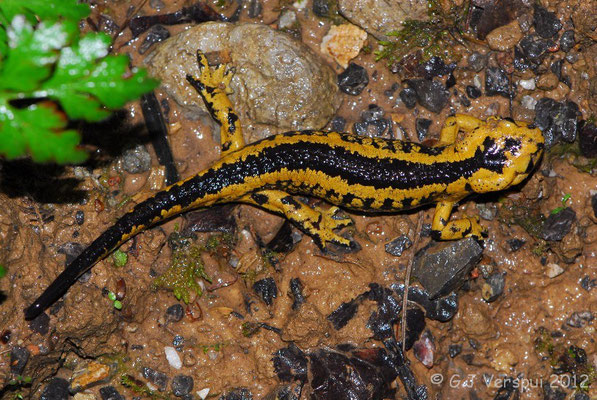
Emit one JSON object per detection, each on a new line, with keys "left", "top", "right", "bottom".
{"left": 0, "top": 264, "right": 6, "bottom": 278}
{"left": 0, "top": 102, "right": 87, "bottom": 163}
{"left": 0, "top": 0, "right": 90, "bottom": 23}
{"left": 0, "top": 17, "right": 78, "bottom": 92}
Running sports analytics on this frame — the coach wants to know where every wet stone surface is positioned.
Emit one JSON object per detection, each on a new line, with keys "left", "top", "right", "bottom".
{"left": 253, "top": 277, "right": 278, "bottom": 306}
{"left": 166, "top": 303, "right": 185, "bottom": 322}
{"left": 384, "top": 235, "right": 413, "bottom": 257}
{"left": 485, "top": 67, "right": 511, "bottom": 97}
{"left": 399, "top": 87, "right": 417, "bottom": 109}
{"left": 412, "top": 237, "right": 483, "bottom": 299}
{"left": 99, "top": 386, "right": 125, "bottom": 400}
{"left": 142, "top": 367, "right": 169, "bottom": 391}
{"left": 578, "top": 123, "right": 597, "bottom": 158}
{"left": 338, "top": 63, "right": 369, "bottom": 95}
{"left": 40, "top": 378, "right": 70, "bottom": 400}
{"left": 171, "top": 374, "right": 194, "bottom": 397}
{"left": 407, "top": 79, "right": 450, "bottom": 113}
{"left": 534, "top": 98, "right": 580, "bottom": 146}
{"left": 533, "top": 4, "right": 562, "bottom": 39}
{"left": 541, "top": 207, "right": 576, "bottom": 241}
{"left": 9, "top": 346, "right": 30, "bottom": 375}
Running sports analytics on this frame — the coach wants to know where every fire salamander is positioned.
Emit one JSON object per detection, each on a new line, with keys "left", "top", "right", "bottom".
{"left": 24, "top": 51, "right": 544, "bottom": 320}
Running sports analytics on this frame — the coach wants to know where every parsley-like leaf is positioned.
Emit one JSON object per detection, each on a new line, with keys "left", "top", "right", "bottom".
{"left": 0, "top": 11, "right": 159, "bottom": 163}
{"left": 0, "top": 0, "right": 90, "bottom": 23}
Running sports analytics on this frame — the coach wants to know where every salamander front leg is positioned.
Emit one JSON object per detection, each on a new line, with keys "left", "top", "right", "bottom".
{"left": 430, "top": 201, "right": 487, "bottom": 242}
{"left": 437, "top": 114, "right": 483, "bottom": 146}
{"left": 186, "top": 50, "right": 244, "bottom": 155}
{"left": 239, "top": 190, "right": 354, "bottom": 249}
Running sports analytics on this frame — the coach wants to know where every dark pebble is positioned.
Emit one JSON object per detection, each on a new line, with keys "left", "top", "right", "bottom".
{"left": 541, "top": 207, "right": 576, "bottom": 241}
{"left": 519, "top": 34, "right": 551, "bottom": 62}
{"left": 28, "top": 312, "right": 50, "bottom": 335}
{"left": 448, "top": 344, "right": 462, "bottom": 358}
{"left": 420, "top": 223, "right": 432, "bottom": 237}
{"left": 312, "top": 0, "right": 330, "bottom": 17}
{"left": 468, "top": 338, "right": 481, "bottom": 350}
{"left": 533, "top": 4, "right": 562, "bottom": 39}
{"left": 97, "top": 15, "right": 119, "bottom": 36}
{"left": 138, "top": 24, "right": 170, "bottom": 54}
{"left": 393, "top": 284, "right": 459, "bottom": 322}
{"left": 550, "top": 59, "right": 563, "bottom": 79}
{"left": 173, "top": 334, "right": 184, "bottom": 347}
{"left": 403, "top": 307, "right": 426, "bottom": 350}
{"left": 578, "top": 123, "right": 597, "bottom": 158}
{"left": 415, "top": 118, "right": 432, "bottom": 141}
{"left": 220, "top": 387, "right": 254, "bottom": 400}
{"left": 40, "top": 378, "right": 70, "bottom": 400}
{"left": 253, "top": 277, "right": 278, "bottom": 306}
{"left": 149, "top": 0, "right": 165, "bottom": 10}
{"left": 338, "top": 63, "right": 369, "bottom": 95}
{"left": 566, "top": 311, "right": 594, "bottom": 328}
{"left": 507, "top": 238, "right": 526, "bottom": 252}
{"left": 482, "top": 272, "right": 505, "bottom": 302}
{"left": 385, "top": 235, "right": 413, "bottom": 257}
{"left": 100, "top": 386, "right": 125, "bottom": 400}
{"left": 467, "top": 52, "right": 487, "bottom": 72}
{"left": 330, "top": 116, "right": 346, "bottom": 132}
{"left": 460, "top": 94, "right": 471, "bottom": 108}
{"left": 247, "top": 0, "right": 263, "bottom": 18}
{"left": 142, "top": 367, "right": 169, "bottom": 391}
{"left": 58, "top": 242, "right": 84, "bottom": 265}
{"left": 580, "top": 275, "right": 596, "bottom": 291}
{"left": 574, "top": 393, "right": 590, "bottom": 400}
{"left": 353, "top": 118, "right": 391, "bottom": 137}
{"left": 465, "top": 85, "right": 481, "bottom": 99}
{"left": 485, "top": 67, "right": 511, "bottom": 98}
{"left": 399, "top": 87, "right": 417, "bottom": 109}
{"left": 166, "top": 304, "right": 184, "bottom": 322}
{"left": 272, "top": 344, "right": 308, "bottom": 382}
{"left": 413, "top": 330, "right": 435, "bottom": 367}
{"left": 514, "top": 46, "right": 532, "bottom": 71}
{"left": 361, "top": 104, "right": 385, "bottom": 121}
{"left": 445, "top": 73, "right": 456, "bottom": 89}
{"left": 543, "top": 382, "right": 567, "bottom": 400}
{"left": 592, "top": 193, "right": 597, "bottom": 219}
{"left": 383, "top": 82, "right": 399, "bottom": 97}
{"left": 534, "top": 98, "right": 580, "bottom": 146}
{"left": 1, "top": 330, "right": 11, "bottom": 344}
{"left": 289, "top": 277, "right": 305, "bottom": 310}
{"left": 172, "top": 375, "right": 194, "bottom": 397}
{"left": 413, "top": 237, "right": 483, "bottom": 299}
{"left": 75, "top": 210, "right": 85, "bottom": 225}
{"left": 10, "top": 346, "right": 30, "bottom": 375}
{"left": 407, "top": 79, "right": 450, "bottom": 113}
{"left": 559, "top": 30, "right": 575, "bottom": 52}
{"left": 418, "top": 56, "right": 456, "bottom": 79}
{"left": 462, "top": 353, "right": 475, "bottom": 365}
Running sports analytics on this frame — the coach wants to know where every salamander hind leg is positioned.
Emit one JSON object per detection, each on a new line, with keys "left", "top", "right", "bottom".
{"left": 430, "top": 201, "right": 487, "bottom": 242}
{"left": 240, "top": 190, "right": 354, "bottom": 250}
{"left": 186, "top": 50, "right": 244, "bottom": 155}
{"left": 437, "top": 114, "right": 484, "bottom": 146}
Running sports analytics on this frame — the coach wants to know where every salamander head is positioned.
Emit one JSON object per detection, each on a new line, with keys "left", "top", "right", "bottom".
{"left": 463, "top": 118, "right": 545, "bottom": 193}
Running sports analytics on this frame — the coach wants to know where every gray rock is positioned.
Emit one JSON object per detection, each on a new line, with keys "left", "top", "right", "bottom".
{"left": 412, "top": 237, "right": 483, "bottom": 299}
{"left": 541, "top": 207, "right": 576, "bottom": 241}
{"left": 338, "top": 0, "right": 428, "bottom": 41}
{"left": 407, "top": 79, "right": 450, "bottom": 114}
{"left": 145, "top": 23, "right": 339, "bottom": 140}
{"left": 40, "top": 378, "right": 69, "bottom": 400}
{"left": 385, "top": 235, "right": 412, "bottom": 257}
{"left": 121, "top": 144, "right": 151, "bottom": 174}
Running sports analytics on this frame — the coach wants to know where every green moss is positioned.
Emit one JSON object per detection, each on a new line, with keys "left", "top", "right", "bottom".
{"left": 112, "top": 249, "right": 128, "bottom": 267}
{"left": 498, "top": 200, "right": 546, "bottom": 239}
{"left": 375, "top": 0, "right": 468, "bottom": 65}
{"left": 153, "top": 246, "right": 211, "bottom": 304}
{"left": 120, "top": 374, "right": 172, "bottom": 400}
{"left": 548, "top": 141, "right": 597, "bottom": 174}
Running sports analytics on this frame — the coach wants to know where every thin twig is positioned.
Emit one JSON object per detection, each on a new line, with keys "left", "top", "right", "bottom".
{"left": 401, "top": 212, "right": 425, "bottom": 353}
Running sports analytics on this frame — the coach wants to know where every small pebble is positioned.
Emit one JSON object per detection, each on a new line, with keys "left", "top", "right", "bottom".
{"left": 413, "top": 330, "right": 435, "bottom": 368}
{"left": 247, "top": 0, "right": 262, "bottom": 18}
{"left": 337, "top": 63, "right": 369, "bottom": 95}
{"left": 99, "top": 386, "right": 125, "bottom": 400}
{"left": 536, "top": 72, "right": 559, "bottom": 90}
{"left": 533, "top": 4, "right": 562, "bottom": 39}
{"left": 399, "top": 87, "right": 417, "bottom": 109}
{"left": 415, "top": 118, "right": 432, "bottom": 141}
{"left": 467, "top": 52, "right": 487, "bottom": 72}
{"left": 486, "top": 20, "right": 523, "bottom": 51}
{"left": 138, "top": 25, "right": 170, "bottom": 55}
{"left": 518, "top": 78, "right": 536, "bottom": 90}
{"left": 320, "top": 23, "right": 367, "bottom": 68}
{"left": 330, "top": 116, "right": 346, "bottom": 132}
{"left": 521, "top": 95, "right": 537, "bottom": 110}
{"left": 407, "top": 79, "right": 450, "bottom": 113}
{"left": 541, "top": 207, "right": 576, "bottom": 241}
{"left": 289, "top": 277, "right": 305, "bottom": 310}
{"left": 41, "top": 378, "right": 70, "bottom": 400}
{"left": 482, "top": 273, "right": 505, "bottom": 302}
{"left": 534, "top": 98, "right": 580, "bottom": 146}
{"left": 143, "top": 367, "right": 169, "bottom": 391}
{"left": 476, "top": 203, "right": 497, "bottom": 221}
{"left": 121, "top": 145, "right": 152, "bottom": 174}
{"left": 519, "top": 34, "right": 551, "bottom": 62}
{"left": 28, "top": 312, "right": 50, "bottom": 335}
{"left": 485, "top": 67, "right": 510, "bottom": 97}
{"left": 418, "top": 56, "right": 456, "bottom": 79}
{"left": 278, "top": 10, "right": 296, "bottom": 30}
{"left": 559, "top": 30, "right": 575, "bottom": 52}
{"left": 465, "top": 85, "right": 481, "bottom": 99}
{"left": 546, "top": 263, "right": 565, "bottom": 278}
{"left": 166, "top": 304, "right": 185, "bottom": 322}
{"left": 312, "top": 0, "right": 330, "bottom": 17}
{"left": 75, "top": 210, "right": 85, "bottom": 225}
{"left": 165, "top": 346, "right": 182, "bottom": 369}
{"left": 385, "top": 235, "right": 412, "bottom": 257}
{"left": 580, "top": 275, "right": 596, "bottom": 291}
{"left": 566, "top": 311, "right": 594, "bottom": 328}
{"left": 448, "top": 344, "right": 462, "bottom": 358}
{"left": 507, "top": 238, "right": 526, "bottom": 252}
{"left": 361, "top": 104, "right": 385, "bottom": 121}
{"left": 578, "top": 123, "right": 597, "bottom": 158}
{"left": 253, "top": 277, "right": 278, "bottom": 306}
{"left": 197, "top": 388, "right": 211, "bottom": 399}
{"left": 171, "top": 375, "right": 194, "bottom": 397}
{"left": 10, "top": 346, "right": 30, "bottom": 375}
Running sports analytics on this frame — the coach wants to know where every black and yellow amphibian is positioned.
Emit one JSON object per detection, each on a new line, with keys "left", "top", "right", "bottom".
{"left": 24, "top": 51, "right": 544, "bottom": 320}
